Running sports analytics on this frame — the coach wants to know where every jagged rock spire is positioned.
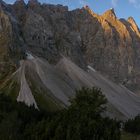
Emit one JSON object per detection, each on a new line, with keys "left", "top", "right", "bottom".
{"left": 16, "top": 0, "right": 24, "bottom": 2}
{"left": 82, "top": 5, "right": 95, "bottom": 15}
{"left": 0, "top": 0, "right": 10, "bottom": 11}
{"left": 127, "top": 16, "right": 140, "bottom": 35}
{"left": 128, "top": 16, "right": 137, "bottom": 25}
{"left": 15, "top": 0, "right": 24, "bottom": 3}
{"left": 0, "top": 0, "right": 5, "bottom": 4}
{"left": 28, "top": 0, "right": 39, "bottom": 5}
{"left": 102, "top": 8, "right": 116, "bottom": 20}
{"left": 14, "top": 0, "right": 25, "bottom": 5}
{"left": 28, "top": 0, "right": 40, "bottom": 8}
{"left": 29, "top": 0, "right": 38, "bottom": 3}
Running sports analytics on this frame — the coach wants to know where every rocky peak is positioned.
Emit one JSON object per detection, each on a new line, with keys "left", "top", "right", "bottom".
{"left": 0, "top": 1, "right": 12, "bottom": 14}
{"left": 56, "top": 4, "right": 68, "bottom": 12}
{"left": 15, "top": 0, "right": 24, "bottom": 2}
{"left": 82, "top": 5, "right": 95, "bottom": 15}
{"left": 128, "top": 16, "right": 136, "bottom": 24}
{"left": 127, "top": 16, "right": 140, "bottom": 36}
{"left": 0, "top": 0, "right": 8, "bottom": 9}
{"left": 128, "top": 16, "right": 139, "bottom": 29}
{"left": 28, "top": 0, "right": 40, "bottom": 6}
{"left": 44, "top": 4, "right": 68, "bottom": 13}
{"left": 13, "top": 0, "right": 26, "bottom": 22}
{"left": 14, "top": 0, "right": 26, "bottom": 5}
{"left": 0, "top": 0, "right": 6, "bottom": 4}
{"left": 83, "top": 5, "right": 90, "bottom": 10}
{"left": 102, "top": 8, "right": 116, "bottom": 20}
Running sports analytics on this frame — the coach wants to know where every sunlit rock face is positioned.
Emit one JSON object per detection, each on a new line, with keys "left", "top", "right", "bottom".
{"left": 1, "top": 0, "right": 140, "bottom": 92}
{"left": 70, "top": 7, "right": 137, "bottom": 89}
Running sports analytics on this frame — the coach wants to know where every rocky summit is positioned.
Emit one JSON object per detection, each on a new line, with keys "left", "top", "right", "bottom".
{"left": 0, "top": 0, "right": 140, "bottom": 119}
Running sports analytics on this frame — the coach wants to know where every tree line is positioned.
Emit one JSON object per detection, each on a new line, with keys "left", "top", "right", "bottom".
{"left": 0, "top": 87, "right": 139, "bottom": 140}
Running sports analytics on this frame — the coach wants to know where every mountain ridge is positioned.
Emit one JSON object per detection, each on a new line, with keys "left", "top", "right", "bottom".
{"left": 0, "top": 0, "right": 140, "bottom": 119}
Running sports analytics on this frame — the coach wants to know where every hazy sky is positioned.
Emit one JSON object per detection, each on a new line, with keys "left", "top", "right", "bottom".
{"left": 3, "top": 0, "right": 140, "bottom": 27}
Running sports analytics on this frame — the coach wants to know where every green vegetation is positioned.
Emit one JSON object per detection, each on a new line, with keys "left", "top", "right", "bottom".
{"left": 123, "top": 115, "right": 140, "bottom": 140}
{"left": 48, "top": 87, "right": 121, "bottom": 140}
{"left": 0, "top": 87, "right": 122, "bottom": 140}
{"left": 121, "top": 132, "right": 140, "bottom": 140}
{"left": 0, "top": 78, "right": 20, "bottom": 100}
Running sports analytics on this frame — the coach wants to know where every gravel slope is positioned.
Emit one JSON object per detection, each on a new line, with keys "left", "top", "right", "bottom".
{"left": 11, "top": 56, "right": 140, "bottom": 119}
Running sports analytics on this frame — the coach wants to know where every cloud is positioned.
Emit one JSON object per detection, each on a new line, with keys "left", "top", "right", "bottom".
{"left": 79, "top": 0, "right": 88, "bottom": 6}
{"left": 128, "top": 0, "right": 140, "bottom": 8}
{"left": 111, "top": 0, "right": 118, "bottom": 7}
{"left": 111, "top": 0, "right": 140, "bottom": 8}
{"left": 129, "top": 0, "right": 137, "bottom": 4}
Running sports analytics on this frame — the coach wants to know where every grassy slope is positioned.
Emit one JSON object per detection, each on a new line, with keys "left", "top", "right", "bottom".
{"left": 121, "top": 132, "right": 140, "bottom": 140}
{"left": 0, "top": 63, "right": 20, "bottom": 100}
{"left": 0, "top": 71, "right": 63, "bottom": 112}
{"left": 0, "top": 80, "right": 20, "bottom": 100}
{"left": 0, "top": 60, "right": 64, "bottom": 112}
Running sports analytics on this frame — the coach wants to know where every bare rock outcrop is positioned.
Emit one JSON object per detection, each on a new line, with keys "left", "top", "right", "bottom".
{"left": 1, "top": 1, "right": 140, "bottom": 93}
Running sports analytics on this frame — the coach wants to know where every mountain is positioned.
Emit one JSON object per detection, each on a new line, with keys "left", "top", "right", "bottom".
{"left": 0, "top": 0, "right": 140, "bottom": 119}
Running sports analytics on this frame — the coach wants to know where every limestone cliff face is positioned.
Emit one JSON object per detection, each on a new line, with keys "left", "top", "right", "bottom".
{"left": 69, "top": 7, "right": 136, "bottom": 88}
{"left": 1, "top": 0, "right": 140, "bottom": 92}
{"left": 0, "top": 0, "right": 25, "bottom": 83}
{"left": 70, "top": 7, "right": 140, "bottom": 91}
